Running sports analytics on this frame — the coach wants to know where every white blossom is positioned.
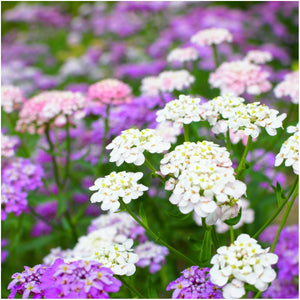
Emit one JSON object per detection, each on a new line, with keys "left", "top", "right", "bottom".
{"left": 191, "top": 28, "right": 233, "bottom": 46}
{"left": 244, "top": 50, "right": 273, "bottom": 64}
{"left": 167, "top": 47, "right": 199, "bottom": 63}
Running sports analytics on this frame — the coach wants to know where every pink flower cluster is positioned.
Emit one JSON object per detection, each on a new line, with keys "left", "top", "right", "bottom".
{"left": 1, "top": 133, "right": 19, "bottom": 158}
{"left": 209, "top": 60, "right": 272, "bottom": 96}
{"left": 274, "top": 71, "right": 299, "bottom": 104}
{"left": 245, "top": 50, "right": 273, "bottom": 64}
{"left": 87, "top": 79, "right": 133, "bottom": 106}
{"left": 167, "top": 47, "right": 199, "bottom": 63}
{"left": 1, "top": 85, "right": 26, "bottom": 113}
{"left": 191, "top": 27, "right": 233, "bottom": 46}
{"left": 16, "top": 91, "right": 86, "bottom": 134}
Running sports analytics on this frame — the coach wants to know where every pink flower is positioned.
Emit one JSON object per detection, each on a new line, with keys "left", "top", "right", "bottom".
{"left": 87, "top": 78, "right": 133, "bottom": 106}
{"left": 209, "top": 60, "right": 272, "bottom": 96}
{"left": 1, "top": 85, "right": 26, "bottom": 113}
{"left": 245, "top": 50, "right": 273, "bottom": 64}
{"left": 16, "top": 91, "right": 86, "bottom": 134}
{"left": 158, "top": 70, "right": 195, "bottom": 92}
{"left": 191, "top": 27, "right": 233, "bottom": 46}
{"left": 274, "top": 71, "right": 298, "bottom": 104}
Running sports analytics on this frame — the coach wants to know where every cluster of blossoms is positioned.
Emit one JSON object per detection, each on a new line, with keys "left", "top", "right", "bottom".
{"left": 161, "top": 141, "right": 246, "bottom": 225}
{"left": 167, "top": 266, "right": 222, "bottom": 298}
{"left": 154, "top": 121, "right": 181, "bottom": 144}
{"left": 167, "top": 47, "right": 199, "bottom": 63}
{"left": 275, "top": 124, "right": 299, "bottom": 174}
{"left": 244, "top": 50, "right": 273, "bottom": 64}
{"left": 8, "top": 259, "right": 122, "bottom": 299}
{"left": 1, "top": 133, "right": 19, "bottom": 158}
{"left": 16, "top": 91, "right": 86, "bottom": 134}
{"left": 274, "top": 71, "right": 299, "bottom": 104}
{"left": 1, "top": 85, "right": 26, "bottom": 113}
{"left": 87, "top": 78, "right": 133, "bottom": 106}
{"left": 89, "top": 171, "right": 148, "bottom": 212}
{"left": 191, "top": 27, "right": 233, "bottom": 46}
{"left": 140, "top": 76, "right": 162, "bottom": 96}
{"left": 134, "top": 241, "right": 169, "bottom": 274}
{"left": 210, "top": 234, "right": 278, "bottom": 298}
{"left": 202, "top": 95, "right": 286, "bottom": 138}
{"left": 260, "top": 225, "right": 298, "bottom": 299}
{"left": 106, "top": 128, "right": 171, "bottom": 166}
{"left": 156, "top": 94, "right": 204, "bottom": 127}
{"left": 209, "top": 60, "right": 272, "bottom": 96}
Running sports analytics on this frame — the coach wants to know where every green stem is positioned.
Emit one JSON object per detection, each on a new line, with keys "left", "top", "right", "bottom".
{"left": 226, "top": 129, "right": 231, "bottom": 154}
{"left": 145, "top": 158, "right": 165, "bottom": 184}
{"left": 235, "top": 136, "right": 252, "bottom": 179}
{"left": 117, "top": 276, "right": 145, "bottom": 298}
{"left": 212, "top": 44, "right": 219, "bottom": 68}
{"left": 270, "top": 182, "right": 298, "bottom": 252}
{"left": 65, "top": 211, "right": 78, "bottom": 243}
{"left": 230, "top": 226, "right": 235, "bottom": 243}
{"left": 119, "top": 199, "right": 197, "bottom": 266}
{"left": 254, "top": 291, "right": 262, "bottom": 298}
{"left": 211, "top": 225, "right": 220, "bottom": 250}
{"left": 252, "top": 176, "right": 299, "bottom": 239}
{"left": 183, "top": 124, "right": 189, "bottom": 142}
{"left": 96, "top": 105, "right": 110, "bottom": 176}
{"left": 63, "top": 117, "right": 71, "bottom": 186}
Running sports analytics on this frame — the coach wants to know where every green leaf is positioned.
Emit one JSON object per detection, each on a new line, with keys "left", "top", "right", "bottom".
{"left": 271, "top": 182, "right": 285, "bottom": 206}
{"left": 139, "top": 202, "right": 148, "bottom": 227}
{"left": 244, "top": 284, "right": 259, "bottom": 292}
{"left": 224, "top": 208, "right": 242, "bottom": 226}
{"left": 188, "top": 236, "right": 203, "bottom": 251}
{"left": 199, "top": 229, "right": 212, "bottom": 263}
{"left": 164, "top": 209, "right": 192, "bottom": 221}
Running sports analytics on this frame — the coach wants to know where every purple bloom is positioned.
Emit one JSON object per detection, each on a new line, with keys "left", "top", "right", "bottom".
{"left": 167, "top": 266, "right": 223, "bottom": 298}
{"left": 2, "top": 239, "right": 9, "bottom": 263}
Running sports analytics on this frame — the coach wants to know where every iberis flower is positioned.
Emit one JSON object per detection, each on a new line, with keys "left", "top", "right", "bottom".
{"left": 167, "top": 47, "right": 199, "bottom": 63}
{"left": 210, "top": 234, "right": 278, "bottom": 299}
{"left": 1, "top": 133, "right": 19, "bottom": 158}
{"left": 275, "top": 124, "right": 299, "bottom": 174}
{"left": 87, "top": 78, "right": 133, "bottom": 106}
{"left": 274, "top": 71, "right": 299, "bottom": 104}
{"left": 161, "top": 141, "right": 246, "bottom": 225}
{"left": 244, "top": 50, "right": 273, "bottom": 64}
{"left": 167, "top": 266, "right": 222, "bottom": 299}
{"left": 156, "top": 94, "right": 205, "bottom": 128}
{"left": 202, "top": 95, "right": 286, "bottom": 138}
{"left": 106, "top": 128, "right": 171, "bottom": 166}
{"left": 40, "top": 259, "right": 121, "bottom": 298}
{"left": 191, "top": 27, "right": 233, "bottom": 46}
{"left": 89, "top": 171, "right": 148, "bottom": 212}
{"left": 1, "top": 85, "right": 26, "bottom": 113}
{"left": 158, "top": 70, "right": 195, "bottom": 93}
{"left": 140, "top": 76, "right": 161, "bottom": 97}
{"left": 134, "top": 241, "right": 169, "bottom": 274}
{"left": 16, "top": 91, "right": 86, "bottom": 134}
{"left": 209, "top": 60, "right": 272, "bottom": 96}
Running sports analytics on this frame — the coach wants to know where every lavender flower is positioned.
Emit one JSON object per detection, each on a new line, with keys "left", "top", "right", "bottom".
{"left": 167, "top": 266, "right": 223, "bottom": 298}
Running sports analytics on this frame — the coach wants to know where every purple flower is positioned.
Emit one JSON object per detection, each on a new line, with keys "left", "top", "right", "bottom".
{"left": 2, "top": 239, "right": 9, "bottom": 263}
{"left": 167, "top": 266, "right": 223, "bottom": 298}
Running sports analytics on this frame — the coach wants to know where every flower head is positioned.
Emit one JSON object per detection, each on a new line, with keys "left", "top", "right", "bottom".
{"left": 89, "top": 171, "right": 148, "bottom": 212}
{"left": 167, "top": 266, "right": 222, "bottom": 298}
{"left": 140, "top": 76, "right": 161, "bottom": 96}
{"left": 191, "top": 27, "right": 233, "bottom": 46}
{"left": 209, "top": 60, "right": 272, "bottom": 96}
{"left": 16, "top": 91, "right": 86, "bottom": 134}
{"left": 1, "top": 85, "right": 26, "bottom": 113}
{"left": 245, "top": 50, "right": 273, "bottom": 64}
{"left": 87, "top": 79, "right": 133, "bottom": 106}
{"left": 274, "top": 71, "right": 299, "bottom": 104}
{"left": 1, "top": 133, "right": 19, "bottom": 158}
{"left": 167, "top": 47, "right": 199, "bottom": 63}
{"left": 210, "top": 234, "right": 278, "bottom": 298}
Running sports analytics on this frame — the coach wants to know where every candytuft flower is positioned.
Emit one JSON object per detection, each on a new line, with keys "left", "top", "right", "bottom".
{"left": 244, "top": 50, "right": 273, "bottom": 64}
{"left": 191, "top": 27, "right": 233, "bottom": 46}
{"left": 167, "top": 47, "right": 199, "bottom": 63}
{"left": 1, "top": 133, "right": 19, "bottom": 158}
{"left": 1, "top": 85, "right": 26, "bottom": 113}
{"left": 274, "top": 71, "right": 299, "bottom": 104}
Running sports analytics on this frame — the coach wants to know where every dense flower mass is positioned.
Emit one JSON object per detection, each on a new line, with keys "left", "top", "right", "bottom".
{"left": 1, "top": 85, "right": 26, "bottom": 113}
{"left": 209, "top": 60, "right": 272, "bottom": 96}
{"left": 167, "top": 266, "right": 223, "bottom": 298}
{"left": 140, "top": 76, "right": 162, "bottom": 96}
{"left": 275, "top": 124, "right": 299, "bottom": 174}
{"left": 167, "top": 47, "right": 199, "bottom": 63}
{"left": 134, "top": 241, "right": 169, "bottom": 274}
{"left": 274, "top": 71, "right": 299, "bottom": 103}
{"left": 210, "top": 234, "right": 278, "bottom": 298}
{"left": 87, "top": 78, "right": 133, "bottom": 106}
{"left": 191, "top": 27, "right": 233, "bottom": 46}
{"left": 244, "top": 50, "right": 273, "bottom": 64}
{"left": 161, "top": 141, "right": 246, "bottom": 225}
{"left": 1, "top": 133, "right": 19, "bottom": 158}
{"left": 89, "top": 171, "right": 148, "bottom": 212}
{"left": 156, "top": 94, "right": 204, "bottom": 127}
{"left": 106, "top": 128, "right": 171, "bottom": 166}
{"left": 202, "top": 95, "right": 286, "bottom": 138}
{"left": 158, "top": 70, "right": 195, "bottom": 92}
{"left": 16, "top": 91, "right": 86, "bottom": 133}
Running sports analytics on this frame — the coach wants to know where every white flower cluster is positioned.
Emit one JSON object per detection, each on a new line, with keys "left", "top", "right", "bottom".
{"left": 167, "top": 47, "right": 199, "bottom": 63}
{"left": 154, "top": 121, "right": 181, "bottom": 144}
{"left": 89, "top": 171, "right": 148, "bottom": 212}
{"left": 274, "top": 71, "right": 299, "bottom": 104}
{"left": 156, "top": 95, "right": 204, "bottom": 128}
{"left": 191, "top": 27, "right": 233, "bottom": 46}
{"left": 161, "top": 141, "right": 246, "bottom": 225}
{"left": 140, "top": 76, "right": 161, "bottom": 97}
{"left": 275, "top": 124, "right": 299, "bottom": 175}
{"left": 106, "top": 128, "right": 171, "bottom": 166}
{"left": 245, "top": 50, "right": 273, "bottom": 64}
{"left": 210, "top": 234, "right": 278, "bottom": 298}
{"left": 202, "top": 95, "right": 286, "bottom": 138}
{"left": 1, "top": 85, "right": 26, "bottom": 113}
{"left": 1, "top": 133, "right": 19, "bottom": 158}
